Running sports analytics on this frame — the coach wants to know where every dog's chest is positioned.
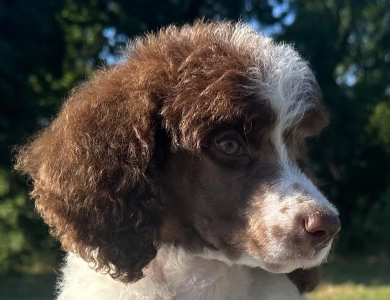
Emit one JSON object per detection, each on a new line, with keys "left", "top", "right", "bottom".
{"left": 58, "top": 252, "right": 305, "bottom": 300}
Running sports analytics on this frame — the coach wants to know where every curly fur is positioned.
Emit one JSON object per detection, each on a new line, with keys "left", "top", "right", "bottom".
{"left": 15, "top": 20, "right": 339, "bottom": 299}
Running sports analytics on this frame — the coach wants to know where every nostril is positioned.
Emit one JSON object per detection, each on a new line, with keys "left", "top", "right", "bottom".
{"left": 304, "top": 213, "right": 341, "bottom": 244}
{"left": 310, "top": 229, "right": 327, "bottom": 239}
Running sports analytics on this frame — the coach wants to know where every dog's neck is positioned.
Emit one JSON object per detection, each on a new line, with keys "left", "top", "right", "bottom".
{"left": 58, "top": 245, "right": 306, "bottom": 300}
{"left": 129, "top": 245, "right": 305, "bottom": 300}
{"left": 139, "top": 245, "right": 253, "bottom": 299}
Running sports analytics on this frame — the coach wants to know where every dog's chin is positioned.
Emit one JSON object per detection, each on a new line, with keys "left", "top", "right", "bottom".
{"left": 233, "top": 243, "right": 332, "bottom": 273}
{"left": 198, "top": 242, "right": 332, "bottom": 273}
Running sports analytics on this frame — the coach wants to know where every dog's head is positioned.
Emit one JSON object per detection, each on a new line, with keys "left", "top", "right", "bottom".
{"left": 15, "top": 21, "right": 339, "bottom": 290}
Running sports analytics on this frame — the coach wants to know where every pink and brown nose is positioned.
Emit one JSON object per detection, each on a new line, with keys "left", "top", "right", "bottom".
{"left": 303, "top": 213, "right": 341, "bottom": 248}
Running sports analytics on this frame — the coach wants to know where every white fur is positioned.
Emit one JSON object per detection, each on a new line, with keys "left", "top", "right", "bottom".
{"left": 232, "top": 24, "right": 339, "bottom": 273}
{"left": 264, "top": 40, "right": 337, "bottom": 213}
{"left": 245, "top": 166, "right": 338, "bottom": 273}
{"left": 57, "top": 246, "right": 305, "bottom": 300}
{"left": 223, "top": 24, "right": 337, "bottom": 214}
{"left": 54, "top": 23, "right": 336, "bottom": 300}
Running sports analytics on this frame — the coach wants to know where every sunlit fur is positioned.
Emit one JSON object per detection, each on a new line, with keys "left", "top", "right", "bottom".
{"left": 15, "top": 21, "right": 339, "bottom": 300}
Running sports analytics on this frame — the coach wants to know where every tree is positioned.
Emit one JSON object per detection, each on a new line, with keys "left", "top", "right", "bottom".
{"left": 0, "top": 0, "right": 65, "bottom": 274}
{"left": 0, "top": 0, "right": 118, "bottom": 274}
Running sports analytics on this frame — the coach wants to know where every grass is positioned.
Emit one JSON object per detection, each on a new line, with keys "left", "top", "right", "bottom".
{"left": 309, "top": 255, "right": 390, "bottom": 300}
{"left": 309, "top": 284, "right": 390, "bottom": 300}
{"left": 0, "top": 255, "right": 389, "bottom": 299}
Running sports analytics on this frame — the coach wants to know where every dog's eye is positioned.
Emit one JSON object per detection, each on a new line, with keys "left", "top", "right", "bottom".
{"left": 215, "top": 138, "right": 244, "bottom": 156}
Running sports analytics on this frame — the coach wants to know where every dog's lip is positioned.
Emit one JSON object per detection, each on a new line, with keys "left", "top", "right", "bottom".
{"left": 313, "top": 236, "right": 333, "bottom": 250}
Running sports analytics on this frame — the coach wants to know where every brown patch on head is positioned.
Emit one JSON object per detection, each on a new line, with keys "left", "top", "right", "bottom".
{"left": 162, "top": 54, "right": 255, "bottom": 150}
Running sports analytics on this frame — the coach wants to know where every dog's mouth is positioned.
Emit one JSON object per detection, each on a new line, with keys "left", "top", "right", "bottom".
{"left": 197, "top": 237, "right": 332, "bottom": 275}
{"left": 313, "top": 236, "right": 334, "bottom": 250}
{"left": 233, "top": 238, "right": 333, "bottom": 274}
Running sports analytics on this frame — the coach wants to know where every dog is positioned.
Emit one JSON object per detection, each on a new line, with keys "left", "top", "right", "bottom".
{"left": 16, "top": 21, "right": 340, "bottom": 300}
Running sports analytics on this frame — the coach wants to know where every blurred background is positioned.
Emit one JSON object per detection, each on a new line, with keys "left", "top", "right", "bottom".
{"left": 1, "top": 0, "right": 389, "bottom": 299}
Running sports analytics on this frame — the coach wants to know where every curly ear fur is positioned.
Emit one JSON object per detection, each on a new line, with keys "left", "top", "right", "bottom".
{"left": 15, "top": 60, "right": 170, "bottom": 282}
{"left": 15, "top": 21, "right": 250, "bottom": 284}
{"left": 287, "top": 267, "right": 320, "bottom": 294}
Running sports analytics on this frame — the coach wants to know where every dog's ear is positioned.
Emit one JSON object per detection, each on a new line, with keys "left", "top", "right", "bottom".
{"left": 287, "top": 267, "right": 320, "bottom": 294}
{"left": 15, "top": 64, "right": 165, "bottom": 283}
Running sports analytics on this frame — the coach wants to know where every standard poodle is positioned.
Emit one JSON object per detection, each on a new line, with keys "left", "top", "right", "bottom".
{"left": 16, "top": 20, "right": 340, "bottom": 300}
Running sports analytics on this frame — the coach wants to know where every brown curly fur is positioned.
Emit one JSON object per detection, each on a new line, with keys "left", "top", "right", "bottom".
{"left": 15, "top": 21, "right": 323, "bottom": 291}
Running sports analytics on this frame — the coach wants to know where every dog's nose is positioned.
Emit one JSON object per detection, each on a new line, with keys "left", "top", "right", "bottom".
{"left": 304, "top": 213, "right": 341, "bottom": 248}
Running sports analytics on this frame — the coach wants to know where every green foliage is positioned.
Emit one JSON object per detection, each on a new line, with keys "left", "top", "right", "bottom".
{"left": 0, "top": 273, "right": 57, "bottom": 300}
{"left": 1, "top": 0, "right": 390, "bottom": 275}
{"left": 310, "top": 285, "right": 390, "bottom": 300}
{"left": 0, "top": 168, "right": 60, "bottom": 274}
{"left": 309, "top": 255, "right": 390, "bottom": 299}
{"left": 368, "top": 100, "right": 390, "bottom": 152}
{"left": 364, "top": 188, "right": 390, "bottom": 249}
{"left": 0, "top": 0, "right": 108, "bottom": 275}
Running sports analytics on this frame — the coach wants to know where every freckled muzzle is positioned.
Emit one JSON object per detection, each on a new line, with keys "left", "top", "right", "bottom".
{"left": 243, "top": 175, "right": 340, "bottom": 272}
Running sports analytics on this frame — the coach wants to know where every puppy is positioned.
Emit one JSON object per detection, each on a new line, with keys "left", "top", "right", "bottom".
{"left": 16, "top": 21, "right": 340, "bottom": 300}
